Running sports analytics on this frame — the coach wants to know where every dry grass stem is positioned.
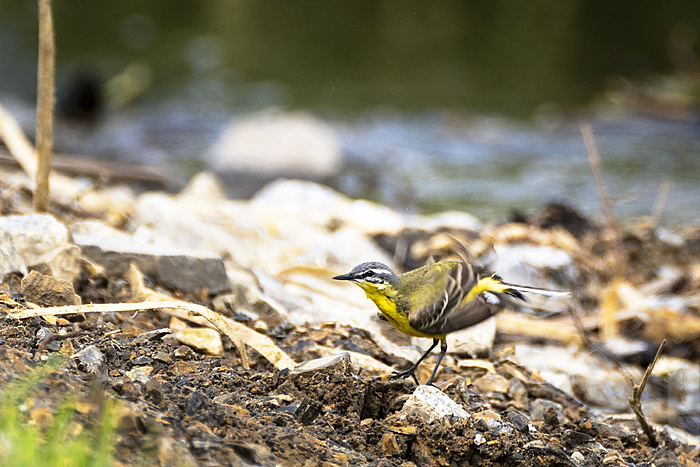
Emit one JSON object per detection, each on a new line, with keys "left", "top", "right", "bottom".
{"left": 580, "top": 123, "right": 625, "bottom": 279}
{"left": 35, "top": 0, "right": 56, "bottom": 212}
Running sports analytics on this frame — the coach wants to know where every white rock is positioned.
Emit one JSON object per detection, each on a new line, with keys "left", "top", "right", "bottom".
{"left": 0, "top": 214, "right": 70, "bottom": 275}
{"left": 0, "top": 230, "right": 26, "bottom": 275}
{"left": 398, "top": 385, "right": 469, "bottom": 423}
{"left": 207, "top": 111, "right": 342, "bottom": 178}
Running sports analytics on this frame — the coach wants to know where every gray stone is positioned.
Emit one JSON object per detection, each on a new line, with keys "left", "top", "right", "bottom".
{"left": 73, "top": 345, "right": 105, "bottom": 374}
{"left": 73, "top": 234, "right": 229, "bottom": 293}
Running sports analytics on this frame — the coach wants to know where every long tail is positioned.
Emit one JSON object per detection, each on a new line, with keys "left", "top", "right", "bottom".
{"left": 491, "top": 274, "right": 570, "bottom": 300}
{"left": 503, "top": 282, "right": 570, "bottom": 298}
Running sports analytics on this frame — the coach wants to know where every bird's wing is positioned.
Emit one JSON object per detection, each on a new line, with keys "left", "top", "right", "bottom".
{"left": 406, "top": 261, "right": 500, "bottom": 335}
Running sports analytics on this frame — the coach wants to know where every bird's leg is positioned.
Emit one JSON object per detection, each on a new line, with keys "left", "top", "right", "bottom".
{"left": 390, "top": 338, "right": 439, "bottom": 385}
{"left": 426, "top": 339, "right": 448, "bottom": 386}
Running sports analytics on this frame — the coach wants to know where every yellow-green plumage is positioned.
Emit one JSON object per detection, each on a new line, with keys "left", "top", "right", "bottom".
{"left": 334, "top": 259, "right": 565, "bottom": 385}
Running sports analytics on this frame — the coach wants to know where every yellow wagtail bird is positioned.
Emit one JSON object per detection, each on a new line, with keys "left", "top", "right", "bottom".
{"left": 333, "top": 260, "right": 568, "bottom": 385}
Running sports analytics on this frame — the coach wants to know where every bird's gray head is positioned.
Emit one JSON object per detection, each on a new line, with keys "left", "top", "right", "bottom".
{"left": 332, "top": 262, "right": 399, "bottom": 286}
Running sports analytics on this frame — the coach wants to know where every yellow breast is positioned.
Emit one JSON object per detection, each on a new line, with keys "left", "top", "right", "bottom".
{"left": 358, "top": 283, "right": 444, "bottom": 339}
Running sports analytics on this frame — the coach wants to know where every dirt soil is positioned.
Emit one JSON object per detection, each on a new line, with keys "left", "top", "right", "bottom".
{"left": 0, "top": 297, "right": 698, "bottom": 467}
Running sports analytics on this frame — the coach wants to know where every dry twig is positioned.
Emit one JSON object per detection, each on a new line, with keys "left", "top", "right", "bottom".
{"left": 629, "top": 339, "right": 665, "bottom": 448}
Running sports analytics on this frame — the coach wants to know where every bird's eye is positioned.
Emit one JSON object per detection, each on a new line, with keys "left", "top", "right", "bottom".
{"left": 361, "top": 270, "right": 374, "bottom": 278}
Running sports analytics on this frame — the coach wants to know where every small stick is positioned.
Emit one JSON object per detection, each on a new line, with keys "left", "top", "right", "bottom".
{"left": 35, "top": 0, "right": 56, "bottom": 212}
{"left": 580, "top": 123, "right": 625, "bottom": 279}
{"left": 628, "top": 339, "right": 665, "bottom": 448}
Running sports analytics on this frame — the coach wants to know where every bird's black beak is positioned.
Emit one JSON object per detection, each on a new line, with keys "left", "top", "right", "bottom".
{"left": 332, "top": 273, "right": 353, "bottom": 281}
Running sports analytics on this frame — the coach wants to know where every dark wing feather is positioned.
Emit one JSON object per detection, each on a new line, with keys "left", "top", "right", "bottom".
{"left": 404, "top": 261, "right": 501, "bottom": 335}
{"left": 407, "top": 261, "right": 515, "bottom": 335}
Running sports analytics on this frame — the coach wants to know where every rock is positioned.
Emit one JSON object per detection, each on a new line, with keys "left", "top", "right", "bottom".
{"left": 132, "top": 328, "right": 173, "bottom": 344}
{"left": 397, "top": 385, "right": 469, "bottom": 423}
{"left": 185, "top": 391, "right": 210, "bottom": 416}
{"left": 474, "top": 373, "right": 510, "bottom": 394}
{"left": 127, "top": 366, "right": 153, "bottom": 384}
{"left": 250, "top": 178, "right": 409, "bottom": 235}
{"left": 76, "top": 185, "right": 136, "bottom": 227}
{"left": 290, "top": 352, "right": 352, "bottom": 377}
{"left": 569, "top": 372, "right": 636, "bottom": 412}
{"left": 446, "top": 317, "right": 497, "bottom": 357}
{"left": 154, "top": 351, "right": 173, "bottom": 365}
{"left": 0, "top": 214, "right": 70, "bottom": 275}
{"left": 31, "top": 245, "right": 81, "bottom": 284}
{"left": 177, "top": 171, "right": 228, "bottom": 203}
{"left": 294, "top": 398, "right": 323, "bottom": 425}
{"left": 378, "top": 432, "right": 408, "bottom": 457}
{"left": 514, "top": 344, "right": 636, "bottom": 413}
{"left": 158, "top": 436, "right": 199, "bottom": 467}
{"left": 73, "top": 233, "right": 229, "bottom": 293}
{"left": 0, "top": 230, "right": 26, "bottom": 276}
{"left": 73, "top": 345, "right": 105, "bottom": 374}
{"left": 531, "top": 399, "right": 565, "bottom": 425}
{"left": 174, "top": 345, "right": 196, "bottom": 359}
{"left": 21, "top": 270, "right": 80, "bottom": 307}
{"left": 175, "top": 328, "right": 224, "bottom": 356}
{"left": 207, "top": 111, "right": 342, "bottom": 178}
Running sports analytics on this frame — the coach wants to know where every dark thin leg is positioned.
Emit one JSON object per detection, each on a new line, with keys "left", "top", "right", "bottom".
{"left": 390, "top": 338, "right": 440, "bottom": 385}
{"left": 426, "top": 339, "right": 448, "bottom": 386}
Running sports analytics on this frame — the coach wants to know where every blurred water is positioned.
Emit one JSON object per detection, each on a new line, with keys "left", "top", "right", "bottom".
{"left": 0, "top": 1, "right": 699, "bottom": 224}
